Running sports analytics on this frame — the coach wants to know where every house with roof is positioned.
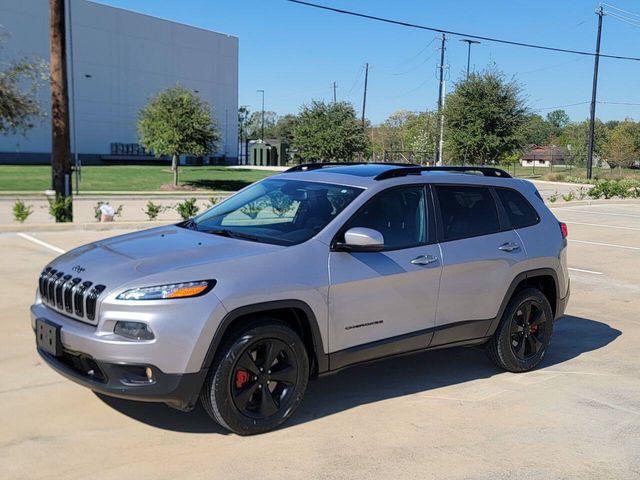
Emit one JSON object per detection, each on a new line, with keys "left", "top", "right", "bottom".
{"left": 520, "top": 146, "right": 566, "bottom": 167}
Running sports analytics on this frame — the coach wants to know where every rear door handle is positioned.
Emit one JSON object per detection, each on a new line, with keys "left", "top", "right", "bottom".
{"left": 411, "top": 255, "right": 439, "bottom": 266}
{"left": 498, "top": 242, "right": 521, "bottom": 253}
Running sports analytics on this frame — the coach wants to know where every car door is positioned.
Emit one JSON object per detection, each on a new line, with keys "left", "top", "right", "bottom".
{"left": 432, "top": 183, "right": 527, "bottom": 346}
{"left": 328, "top": 185, "right": 442, "bottom": 367}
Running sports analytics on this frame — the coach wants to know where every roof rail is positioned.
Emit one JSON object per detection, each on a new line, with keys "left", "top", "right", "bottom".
{"left": 285, "top": 162, "right": 419, "bottom": 173}
{"left": 374, "top": 166, "right": 512, "bottom": 181}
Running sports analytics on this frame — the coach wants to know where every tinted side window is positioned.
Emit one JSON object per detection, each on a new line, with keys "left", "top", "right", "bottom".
{"left": 345, "top": 186, "right": 427, "bottom": 250}
{"left": 435, "top": 185, "right": 500, "bottom": 241}
{"left": 496, "top": 188, "right": 539, "bottom": 229}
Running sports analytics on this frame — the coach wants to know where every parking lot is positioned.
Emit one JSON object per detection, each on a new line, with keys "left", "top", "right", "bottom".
{"left": 1, "top": 201, "right": 639, "bottom": 479}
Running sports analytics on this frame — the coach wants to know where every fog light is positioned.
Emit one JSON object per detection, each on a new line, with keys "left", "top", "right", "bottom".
{"left": 145, "top": 367, "right": 153, "bottom": 381}
{"left": 114, "top": 321, "right": 154, "bottom": 340}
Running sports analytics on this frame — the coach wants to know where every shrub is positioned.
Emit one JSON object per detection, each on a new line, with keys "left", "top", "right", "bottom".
{"left": 545, "top": 172, "right": 566, "bottom": 182}
{"left": 47, "top": 195, "right": 73, "bottom": 223}
{"left": 547, "top": 191, "right": 558, "bottom": 203}
{"left": 208, "top": 197, "right": 218, "bottom": 208}
{"left": 576, "top": 186, "right": 589, "bottom": 200}
{"left": 561, "top": 190, "right": 576, "bottom": 202}
{"left": 144, "top": 201, "right": 164, "bottom": 220}
{"left": 12, "top": 199, "right": 33, "bottom": 223}
{"left": 93, "top": 201, "right": 123, "bottom": 221}
{"left": 588, "top": 179, "right": 640, "bottom": 199}
{"left": 175, "top": 197, "right": 199, "bottom": 220}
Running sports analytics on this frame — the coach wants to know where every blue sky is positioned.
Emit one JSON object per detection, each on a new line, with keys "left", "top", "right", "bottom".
{"left": 97, "top": 0, "right": 640, "bottom": 124}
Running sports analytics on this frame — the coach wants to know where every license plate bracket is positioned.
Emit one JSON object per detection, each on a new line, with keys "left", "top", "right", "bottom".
{"left": 36, "top": 318, "right": 62, "bottom": 357}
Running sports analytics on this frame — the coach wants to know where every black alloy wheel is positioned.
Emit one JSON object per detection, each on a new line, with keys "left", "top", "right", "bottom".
{"left": 231, "top": 338, "right": 298, "bottom": 419}
{"left": 487, "top": 287, "right": 553, "bottom": 372}
{"left": 509, "top": 300, "right": 547, "bottom": 360}
{"left": 201, "top": 319, "right": 309, "bottom": 435}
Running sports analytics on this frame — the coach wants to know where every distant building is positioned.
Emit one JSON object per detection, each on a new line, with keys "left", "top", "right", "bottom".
{"left": 0, "top": 0, "right": 238, "bottom": 164}
{"left": 520, "top": 145, "right": 566, "bottom": 168}
{"left": 249, "top": 140, "right": 291, "bottom": 167}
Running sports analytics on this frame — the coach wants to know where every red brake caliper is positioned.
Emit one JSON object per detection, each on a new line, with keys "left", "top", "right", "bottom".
{"left": 235, "top": 370, "right": 250, "bottom": 389}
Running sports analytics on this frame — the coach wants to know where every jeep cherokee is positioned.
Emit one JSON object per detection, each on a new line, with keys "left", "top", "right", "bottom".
{"left": 32, "top": 164, "right": 569, "bottom": 434}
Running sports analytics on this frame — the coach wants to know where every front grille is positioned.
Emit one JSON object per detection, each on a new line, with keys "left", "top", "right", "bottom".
{"left": 38, "top": 267, "right": 106, "bottom": 323}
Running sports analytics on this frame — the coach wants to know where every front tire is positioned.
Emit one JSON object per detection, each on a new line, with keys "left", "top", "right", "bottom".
{"left": 200, "top": 319, "right": 309, "bottom": 435}
{"left": 487, "top": 288, "right": 553, "bottom": 372}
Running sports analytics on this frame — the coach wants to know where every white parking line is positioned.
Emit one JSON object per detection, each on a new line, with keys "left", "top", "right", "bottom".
{"left": 561, "top": 209, "right": 640, "bottom": 219}
{"left": 569, "top": 239, "right": 640, "bottom": 251}
{"left": 564, "top": 221, "right": 640, "bottom": 231}
{"left": 16, "top": 233, "right": 66, "bottom": 254}
{"left": 568, "top": 267, "right": 603, "bottom": 275}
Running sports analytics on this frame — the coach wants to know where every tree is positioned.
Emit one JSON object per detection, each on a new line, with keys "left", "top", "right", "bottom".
{"left": 0, "top": 33, "right": 47, "bottom": 135}
{"left": 272, "top": 114, "right": 298, "bottom": 145}
{"left": 292, "top": 100, "right": 368, "bottom": 161}
{"left": 245, "top": 110, "right": 277, "bottom": 139}
{"left": 522, "top": 114, "right": 554, "bottom": 147}
{"left": 443, "top": 66, "right": 528, "bottom": 165}
{"left": 138, "top": 85, "right": 220, "bottom": 186}
{"left": 604, "top": 121, "right": 638, "bottom": 169}
{"left": 546, "top": 109, "right": 570, "bottom": 130}
{"left": 557, "top": 119, "right": 609, "bottom": 166}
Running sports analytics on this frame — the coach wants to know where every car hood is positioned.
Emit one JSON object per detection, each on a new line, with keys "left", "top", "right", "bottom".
{"left": 47, "top": 225, "right": 282, "bottom": 288}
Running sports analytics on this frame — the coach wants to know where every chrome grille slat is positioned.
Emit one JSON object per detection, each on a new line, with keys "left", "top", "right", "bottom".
{"left": 37, "top": 269, "right": 105, "bottom": 324}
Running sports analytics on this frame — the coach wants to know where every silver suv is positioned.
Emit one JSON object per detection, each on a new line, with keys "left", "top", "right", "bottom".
{"left": 32, "top": 164, "right": 569, "bottom": 435}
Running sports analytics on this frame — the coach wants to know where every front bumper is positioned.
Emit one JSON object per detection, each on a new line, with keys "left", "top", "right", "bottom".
{"left": 36, "top": 345, "right": 207, "bottom": 411}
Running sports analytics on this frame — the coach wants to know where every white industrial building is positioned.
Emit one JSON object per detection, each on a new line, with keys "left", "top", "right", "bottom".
{"left": 0, "top": 0, "right": 239, "bottom": 164}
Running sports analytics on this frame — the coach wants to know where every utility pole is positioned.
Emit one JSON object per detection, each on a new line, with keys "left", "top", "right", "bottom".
{"left": 49, "top": 0, "right": 73, "bottom": 217}
{"left": 460, "top": 39, "right": 480, "bottom": 79}
{"left": 257, "top": 89, "right": 265, "bottom": 142}
{"left": 587, "top": 6, "right": 604, "bottom": 180}
{"left": 361, "top": 62, "right": 369, "bottom": 126}
{"left": 435, "top": 34, "right": 447, "bottom": 166}
{"left": 332, "top": 81, "right": 337, "bottom": 103}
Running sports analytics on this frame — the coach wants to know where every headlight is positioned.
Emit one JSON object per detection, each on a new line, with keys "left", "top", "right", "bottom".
{"left": 116, "top": 280, "right": 215, "bottom": 301}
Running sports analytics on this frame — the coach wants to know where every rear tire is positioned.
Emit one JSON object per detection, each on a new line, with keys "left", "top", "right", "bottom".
{"left": 487, "top": 288, "right": 553, "bottom": 372}
{"left": 200, "top": 319, "right": 309, "bottom": 435}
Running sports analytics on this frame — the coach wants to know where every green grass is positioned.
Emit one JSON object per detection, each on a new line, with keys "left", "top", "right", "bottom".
{"left": 0, "top": 165, "right": 275, "bottom": 192}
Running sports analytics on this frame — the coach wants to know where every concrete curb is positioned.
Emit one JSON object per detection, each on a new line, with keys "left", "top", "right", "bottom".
{"left": 0, "top": 220, "right": 175, "bottom": 233}
{"left": 547, "top": 198, "right": 640, "bottom": 209}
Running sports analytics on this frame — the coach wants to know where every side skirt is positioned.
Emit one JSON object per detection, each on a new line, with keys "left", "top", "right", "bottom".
{"left": 327, "top": 319, "right": 493, "bottom": 373}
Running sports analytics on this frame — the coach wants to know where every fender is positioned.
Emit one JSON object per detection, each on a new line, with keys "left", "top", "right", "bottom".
{"left": 200, "top": 299, "right": 329, "bottom": 375}
{"left": 484, "top": 267, "right": 560, "bottom": 337}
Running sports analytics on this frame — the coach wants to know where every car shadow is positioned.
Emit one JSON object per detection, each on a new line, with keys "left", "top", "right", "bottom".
{"left": 96, "top": 315, "right": 620, "bottom": 434}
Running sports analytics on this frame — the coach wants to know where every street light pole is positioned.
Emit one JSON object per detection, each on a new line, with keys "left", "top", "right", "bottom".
{"left": 257, "top": 89, "right": 265, "bottom": 142}
{"left": 460, "top": 39, "right": 480, "bottom": 79}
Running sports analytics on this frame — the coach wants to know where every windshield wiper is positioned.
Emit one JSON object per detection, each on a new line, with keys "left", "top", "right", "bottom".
{"left": 203, "top": 228, "right": 259, "bottom": 242}
{"left": 181, "top": 218, "right": 199, "bottom": 231}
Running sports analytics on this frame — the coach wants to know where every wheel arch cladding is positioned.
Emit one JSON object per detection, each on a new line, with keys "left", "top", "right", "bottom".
{"left": 486, "top": 268, "right": 559, "bottom": 337}
{"left": 201, "top": 300, "right": 328, "bottom": 377}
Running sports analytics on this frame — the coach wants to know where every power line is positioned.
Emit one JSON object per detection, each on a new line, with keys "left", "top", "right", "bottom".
{"left": 286, "top": 0, "right": 640, "bottom": 62}
{"left": 602, "top": 3, "right": 640, "bottom": 18}
{"left": 607, "top": 12, "right": 640, "bottom": 28}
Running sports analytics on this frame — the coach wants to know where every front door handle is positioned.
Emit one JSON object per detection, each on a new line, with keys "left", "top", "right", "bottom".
{"left": 411, "top": 255, "right": 439, "bottom": 266}
{"left": 498, "top": 242, "right": 521, "bottom": 253}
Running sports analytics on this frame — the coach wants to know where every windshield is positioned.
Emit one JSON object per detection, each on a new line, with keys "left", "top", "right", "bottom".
{"left": 188, "top": 179, "right": 364, "bottom": 246}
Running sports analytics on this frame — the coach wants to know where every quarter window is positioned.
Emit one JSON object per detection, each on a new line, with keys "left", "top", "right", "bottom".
{"left": 435, "top": 185, "right": 500, "bottom": 241}
{"left": 344, "top": 186, "right": 427, "bottom": 250}
{"left": 496, "top": 188, "right": 539, "bottom": 229}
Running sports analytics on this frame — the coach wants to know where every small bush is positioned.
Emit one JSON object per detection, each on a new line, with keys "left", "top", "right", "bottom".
{"left": 588, "top": 179, "right": 640, "bottom": 199}
{"left": 144, "top": 201, "right": 164, "bottom": 220}
{"left": 13, "top": 199, "right": 33, "bottom": 223}
{"left": 545, "top": 172, "right": 566, "bottom": 182}
{"left": 208, "top": 197, "right": 218, "bottom": 208}
{"left": 94, "top": 201, "right": 123, "bottom": 221}
{"left": 547, "top": 191, "right": 558, "bottom": 203}
{"left": 576, "top": 186, "right": 589, "bottom": 200}
{"left": 47, "top": 195, "right": 73, "bottom": 223}
{"left": 175, "top": 198, "right": 199, "bottom": 220}
{"left": 561, "top": 190, "right": 576, "bottom": 202}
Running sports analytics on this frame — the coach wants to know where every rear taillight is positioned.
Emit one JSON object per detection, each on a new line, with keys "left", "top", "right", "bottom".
{"left": 559, "top": 222, "right": 568, "bottom": 239}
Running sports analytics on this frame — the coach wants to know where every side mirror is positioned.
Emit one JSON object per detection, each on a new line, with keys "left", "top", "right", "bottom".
{"left": 336, "top": 227, "right": 385, "bottom": 252}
